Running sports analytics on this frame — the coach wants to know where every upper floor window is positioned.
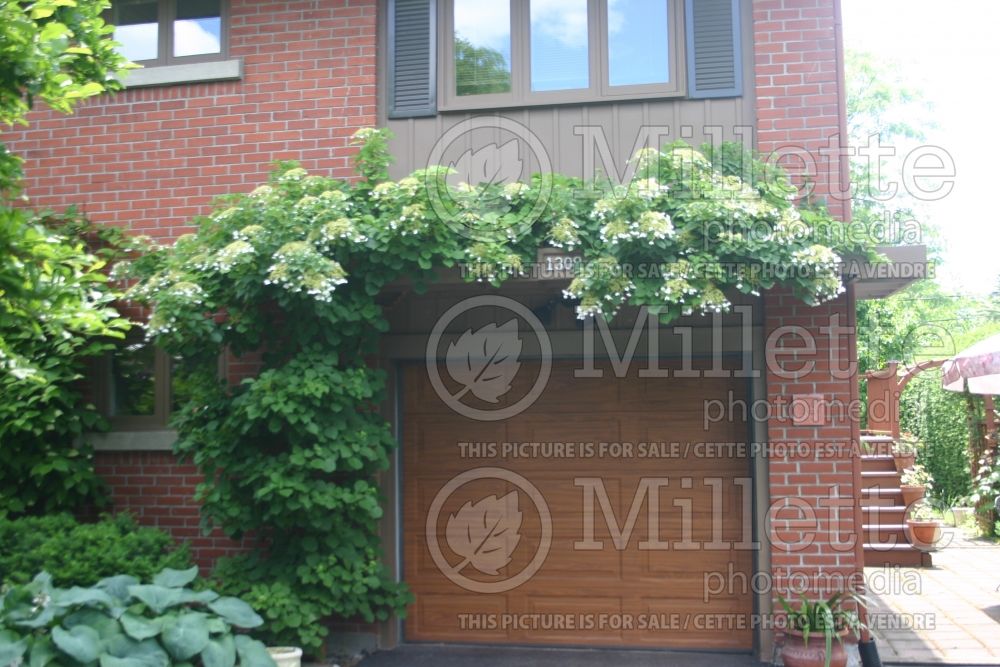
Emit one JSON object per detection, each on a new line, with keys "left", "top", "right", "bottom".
{"left": 442, "top": 0, "right": 685, "bottom": 110}
{"left": 387, "top": 0, "right": 742, "bottom": 118}
{"left": 113, "top": 0, "right": 227, "bottom": 66}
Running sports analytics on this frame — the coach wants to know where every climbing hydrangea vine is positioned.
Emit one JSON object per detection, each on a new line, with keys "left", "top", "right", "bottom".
{"left": 127, "top": 129, "right": 873, "bottom": 652}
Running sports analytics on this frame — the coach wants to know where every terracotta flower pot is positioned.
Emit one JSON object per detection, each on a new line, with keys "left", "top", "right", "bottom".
{"left": 900, "top": 485, "right": 925, "bottom": 507}
{"left": 905, "top": 519, "right": 943, "bottom": 550}
{"left": 781, "top": 629, "right": 849, "bottom": 667}
{"left": 893, "top": 452, "right": 915, "bottom": 472}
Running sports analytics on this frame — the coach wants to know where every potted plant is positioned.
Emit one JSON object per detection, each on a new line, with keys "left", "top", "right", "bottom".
{"left": 778, "top": 591, "right": 867, "bottom": 667}
{"left": 892, "top": 433, "right": 919, "bottom": 472}
{"left": 899, "top": 463, "right": 933, "bottom": 506}
{"left": 267, "top": 647, "right": 304, "bottom": 667}
{"left": 905, "top": 501, "right": 944, "bottom": 550}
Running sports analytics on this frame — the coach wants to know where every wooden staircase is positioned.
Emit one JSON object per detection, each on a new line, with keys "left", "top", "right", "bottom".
{"left": 860, "top": 436, "right": 932, "bottom": 567}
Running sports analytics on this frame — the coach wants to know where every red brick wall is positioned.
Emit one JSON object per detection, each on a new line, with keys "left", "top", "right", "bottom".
{"left": 94, "top": 451, "right": 252, "bottom": 571}
{"left": 5, "top": 0, "right": 377, "bottom": 243}
{"left": 752, "top": 0, "right": 850, "bottom": 220}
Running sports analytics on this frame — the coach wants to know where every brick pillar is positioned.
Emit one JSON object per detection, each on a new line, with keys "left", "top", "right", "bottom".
{"left": 763, "top": 289, "right": 862, "bottom": 604}
{"left": 752, "top": 0, "right": 851, "bottom": 220}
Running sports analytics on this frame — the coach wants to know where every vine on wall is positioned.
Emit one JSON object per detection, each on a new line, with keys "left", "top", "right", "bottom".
{"left": 129, "top": 129, "right": 872, "bottom": 650}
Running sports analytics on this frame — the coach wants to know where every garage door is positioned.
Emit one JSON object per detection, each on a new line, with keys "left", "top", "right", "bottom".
{"left": 402, "top": 361, "right": 753, "bottom": 650}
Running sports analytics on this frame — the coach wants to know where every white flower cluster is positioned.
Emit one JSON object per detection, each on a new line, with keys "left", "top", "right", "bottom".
{"left": 264, "top": 241, "right": 347, "bottom": 303}
{"left": 212, "top": 240, "right": 255, "bottom": 273}
{"left": 631, "top": 177, "right": 669, "bottom": 200}
{"left": 318, "top": 217, "right": 368, "bottom": 244}
{"left": 548, "top": 217, "right": 581, "bottom": 250}
{"left": 599, "top": 210, "right": 675, "bottom": 246}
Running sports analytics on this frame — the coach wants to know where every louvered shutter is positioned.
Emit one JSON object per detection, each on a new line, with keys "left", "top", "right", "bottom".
{"left": 388, "top": 0, "right": 437, "bottom": 118}
{"left": 685, "top": 0, "right": 742, "bottom": 99}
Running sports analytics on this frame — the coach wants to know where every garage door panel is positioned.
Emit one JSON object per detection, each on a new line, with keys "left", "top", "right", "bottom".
{"left": 402, "top": 361, "right": 753, "bottom": 651}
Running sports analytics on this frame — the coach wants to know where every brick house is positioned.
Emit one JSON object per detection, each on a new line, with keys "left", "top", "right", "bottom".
{"left": 4, "top": 0, "right": 924, "bottom": 660}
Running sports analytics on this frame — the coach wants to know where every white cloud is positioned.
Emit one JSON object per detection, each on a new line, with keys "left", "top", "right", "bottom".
{"left": 530, "top": 0, "right": 588, "bottom": 49}
{"left": 174, "top": 18, "right": 221, "bottom": 57}
{"left": 454, "top": 1, "right": 510, "bottom": 52}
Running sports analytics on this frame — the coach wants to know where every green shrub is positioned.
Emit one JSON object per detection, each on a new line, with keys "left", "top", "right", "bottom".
{"left": 0, "top": 514, "right": 191, "bottom": 588}
{"left": 0, "top": 567, "right": 275, "bottom": 667}
{"left": 899, "top": 370, "right": 972, "bottom": 502}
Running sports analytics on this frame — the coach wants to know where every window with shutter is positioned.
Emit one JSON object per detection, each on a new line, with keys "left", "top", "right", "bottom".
{"left": 386, "top": 0, "right": 743, "bottom": 114}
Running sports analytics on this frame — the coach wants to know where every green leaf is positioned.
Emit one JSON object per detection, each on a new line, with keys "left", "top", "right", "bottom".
{"left": 63, "top": 609, "right": 121, "bottom": 639}
{"left": 29, "top": 636, "right": 57, "bottom": 667}
{"left": 53, "top": 586, "right": 116, "bottom": 608}
{"left": 52, "top": 625, "right": 101, "bottom": 664}
{"left": 102, "top": 636, "right": 170, "bottom": 667}
{"left": 207, "top": 597, "right": 263, "bottom": 629}
{"left": 127, "top": 585, "right": 182, "bottom": 614}
{"left": 97, "top": 576, "right": 140, "bottom": 603}
{"left": 160, "top": 612, "right": 210, "bottom": 660}
{"left": 152, "top": 567, "right": 199, "bottom": 589}
{"left": 201, "top": 635, "right": 236, "bottom": 667}
{"left": 120, "top": 613, "right": 161, "bottom": 641}
{"left": 234, "top": 636, "right": 276, "bottom": 667}
{"left": 100, "top": 655, "right": 149, "bottom": 667}
{"left": 0, "top": 630, "right": 29, "bottom": 667}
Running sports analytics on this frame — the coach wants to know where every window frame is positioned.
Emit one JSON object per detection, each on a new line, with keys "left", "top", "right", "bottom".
{"left": 439, "top": 0, "right": 686, "bottom": 111}
{"left": 111, "top": 0, "right": 230, "bottom": 69}
{"left": 94, "top": 342, "right": 174, "bottom": 432}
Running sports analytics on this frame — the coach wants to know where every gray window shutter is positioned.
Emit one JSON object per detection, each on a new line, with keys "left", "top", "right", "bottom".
{"left": 685, "top": 0, "right": 742, "bottom": 99}
{"left": 388, "top": 0, "right": 437, "bottom": 118}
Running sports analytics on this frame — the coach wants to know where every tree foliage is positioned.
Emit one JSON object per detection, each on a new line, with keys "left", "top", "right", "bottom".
{"left": 0, "top": 1, "right": 134, "bottom": 516}
{"left": 454, "top": 37, "right": 511, "bottom": 96}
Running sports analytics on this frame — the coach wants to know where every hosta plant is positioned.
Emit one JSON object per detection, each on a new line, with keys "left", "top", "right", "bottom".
{"left": 0, "top": 567, "right": 275, "bottom": 667}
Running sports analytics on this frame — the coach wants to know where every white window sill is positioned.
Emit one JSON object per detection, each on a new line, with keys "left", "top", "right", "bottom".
{"left": 121, "top": 59, "right": 243, "bottom": 89}
{"left": 88, "top": 430, "right": 177, "bottom": 452}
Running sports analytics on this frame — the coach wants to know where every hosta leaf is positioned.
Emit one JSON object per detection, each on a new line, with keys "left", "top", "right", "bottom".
{"left": 97, "top": 576, "right": 139, "bottom": 602}
{"left": 127, "top": 586, "right": 182, "bottom": 614}
{"left": 0, "top": 630, "right": 29, "bottom": 667}
{"left": 53, "top": 625, "right": 101, "bottom": 664}
{"left": 152, "top": 567, "right": 199, "bottom": 589}
{"left": 102, "top": 636, "right": 170, "bottom": 667}
{"left": 29, "top": 636, "right": 57, "bottom": 667}
{"left": 201, "top": 635, "right": 236, "bottom": 667}
{"left": 63, "top": 609, "right": 121, "bottom": 639}
{"left": 207, "top": 598, "right": 263, "bottom": 629}
{"left": 120, "top": 613, "right": 161, "bottom": 641}
{"left": 234, "top": 636, "right": 276, "bottom": 667}
{"left": 53, "top": 587, "right": 116, "bottom": 609}
{"left": 160, "top": 613, "right": 210, "bottom": 660}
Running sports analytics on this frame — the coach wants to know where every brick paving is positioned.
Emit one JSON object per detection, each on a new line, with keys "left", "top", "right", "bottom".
{"left": 866, "top": 528, "right": 1000, "bottom": 664}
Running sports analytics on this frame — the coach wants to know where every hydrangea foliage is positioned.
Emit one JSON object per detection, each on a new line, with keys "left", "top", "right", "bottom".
{"left": 129, "top": 129, "right": 872, "bottom": 651}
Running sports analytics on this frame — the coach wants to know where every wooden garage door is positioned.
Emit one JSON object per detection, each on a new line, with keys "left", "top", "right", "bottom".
{"left": 402, "top": 361, "right": 753, "bottom": 650}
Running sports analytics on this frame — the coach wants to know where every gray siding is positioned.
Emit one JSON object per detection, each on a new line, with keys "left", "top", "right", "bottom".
{"left": 376, "top": 0, "right": 756, "bottom": 179}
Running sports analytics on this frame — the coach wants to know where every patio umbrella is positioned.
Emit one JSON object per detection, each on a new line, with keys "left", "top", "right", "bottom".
{"left": 942, "top": 332, "right": 1000, "bottom": 394}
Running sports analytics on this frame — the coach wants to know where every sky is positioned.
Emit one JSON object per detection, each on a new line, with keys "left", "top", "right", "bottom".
{"left": 842, "top": 0, "right": 1000, "bottom": 296}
